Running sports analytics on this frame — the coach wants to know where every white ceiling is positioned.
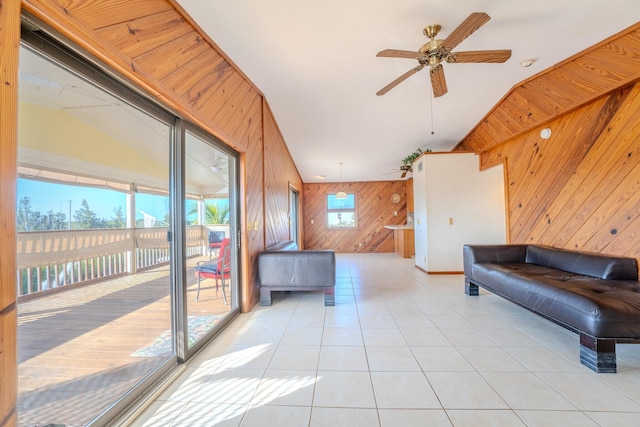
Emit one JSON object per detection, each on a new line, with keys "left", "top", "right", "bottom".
{"left": 19, "top": 48, "right": 230, "bottom": 196}
{"left": 177, "top": 0, "right": 639, "bottom": 183}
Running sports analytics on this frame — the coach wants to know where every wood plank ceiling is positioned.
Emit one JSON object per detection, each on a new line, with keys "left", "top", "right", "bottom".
{"left": 455, "top": 23, "right": 640, "bottom": 154}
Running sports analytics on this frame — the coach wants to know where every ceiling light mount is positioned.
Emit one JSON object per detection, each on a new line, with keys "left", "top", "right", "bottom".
{"left": 520, "top": 58, "right": 537, "bottom": 67}
{"left": 540, "top": 128, "right": 552, "bottom": 139}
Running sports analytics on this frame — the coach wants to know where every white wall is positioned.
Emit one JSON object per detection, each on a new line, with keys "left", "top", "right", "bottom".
{"left": 413, "top": 153, "right": 506, "bottom": 272}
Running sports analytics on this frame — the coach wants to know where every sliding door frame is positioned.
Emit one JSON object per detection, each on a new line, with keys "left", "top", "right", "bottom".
{"left": 19, "top": 18, "right": 241, "bottom": 425}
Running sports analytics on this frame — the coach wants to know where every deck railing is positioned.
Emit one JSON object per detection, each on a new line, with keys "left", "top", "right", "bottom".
{"left": 16, "top": 225, "right": 228, "bottom": 297}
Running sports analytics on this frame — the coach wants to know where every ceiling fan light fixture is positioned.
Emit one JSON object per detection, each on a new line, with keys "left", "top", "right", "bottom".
{"left": 336, "top": 162, "right": 348, "bottom": 199}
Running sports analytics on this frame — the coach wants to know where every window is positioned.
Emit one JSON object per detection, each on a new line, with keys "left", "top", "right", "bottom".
{"left": 327, "top": 193, "right": 356, "bottom": 228}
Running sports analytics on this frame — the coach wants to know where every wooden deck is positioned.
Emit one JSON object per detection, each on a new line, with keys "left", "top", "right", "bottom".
{"left": 17, "top": 256, "right": 232, "bottom": 427}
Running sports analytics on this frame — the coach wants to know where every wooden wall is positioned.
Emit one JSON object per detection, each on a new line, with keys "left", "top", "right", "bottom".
{"left": 0, "top": 0, "right": 20, "bottom": 424}
{"left": 263, "top": 102, "right": 304, "bottom": 248}
{"left": 479, "top": 82, "right": 640, "bottom": 258}
{"left": 303, "top": 181, "right": 408, "bottom": 252}
{"left": 455, "top": 23, "right": 640, "bottom": 263}
{"left": 456, "top": 23, "right": 640, "bottom": 154}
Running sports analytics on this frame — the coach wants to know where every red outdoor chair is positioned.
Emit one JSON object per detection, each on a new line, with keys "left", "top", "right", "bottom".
{"left": 195, "top": 238, "right": 231, "bottom": 303}
{"left": 208, "top": 230, "right": 225, "bottom": 259}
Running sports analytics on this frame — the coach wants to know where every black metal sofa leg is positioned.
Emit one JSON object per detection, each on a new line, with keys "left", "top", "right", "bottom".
{"left": 465, "top": 279, "right": 479, "bottom": 296}
{"left": 260, "top": 287, "right": 272, "bottom": 306}
{"left": 324, "top": 287, "right": 335, "bottom": 306}
{"left": 580, "top": 333, "right": 616, "bottom": 373}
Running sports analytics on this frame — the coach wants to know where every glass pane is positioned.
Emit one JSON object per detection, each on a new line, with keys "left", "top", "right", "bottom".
{"left": 328, "top": 193, "right": 355, "bottom": 209}
{"left": 328, "top": 211, "right": 356, "bottom": 228}
{"left": 17, "top": 46, "right": 173, "bottom": 425}
{"left": 185, "top": 131, "right": 236, "bottom": 349}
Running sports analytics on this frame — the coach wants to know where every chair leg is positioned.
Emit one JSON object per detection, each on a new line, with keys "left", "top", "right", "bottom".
{"left": 221, "top": 277, "right": 228, "bottom": 305}
{"left": 196, "top": 274, "right": 201, "bottom": 301}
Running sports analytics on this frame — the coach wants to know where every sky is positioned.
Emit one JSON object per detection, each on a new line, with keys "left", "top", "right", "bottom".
{"left": 18, "top": 178, "right": 172, "bottom": 223}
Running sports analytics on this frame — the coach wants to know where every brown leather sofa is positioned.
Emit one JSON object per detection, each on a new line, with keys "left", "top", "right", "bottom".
{"left": 258, "top": 240, "right": 336, "bottom": 306}
{"left": 463, "top": 244, "right": 640, "bottom": 373}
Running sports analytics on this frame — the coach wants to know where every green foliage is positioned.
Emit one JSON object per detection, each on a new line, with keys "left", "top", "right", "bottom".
{"left": 17, "top": 197, "right": 68, "bottom": 231}
{"left": 17, "top": 196, "right": 128, "bottom": 231}
{"left": 73, "top": 199, "right": 104, "bottom": 229}
{"left": 402, "top": 147, "right": 432, "bottom": 165}
{"left": 188, "top": 200, "right": 230, "bottom": 225}
{"left": 108, "top": 206, "right": 126, "bottom": 228}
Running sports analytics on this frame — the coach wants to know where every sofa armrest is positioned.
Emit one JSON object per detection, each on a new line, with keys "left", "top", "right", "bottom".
{"left": 463, "top": 244, "right": 529, "bottom": 278}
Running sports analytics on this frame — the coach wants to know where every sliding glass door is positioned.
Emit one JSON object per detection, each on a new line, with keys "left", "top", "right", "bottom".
{"left": 184, "top": 130, "right": 239, "bottom": 352}
{"left": 17, "top": 29, "right": 240, "bottom": 426}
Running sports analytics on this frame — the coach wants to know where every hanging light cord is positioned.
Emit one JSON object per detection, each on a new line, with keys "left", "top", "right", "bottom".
{"left": 429, "top": 84, "right": 435, "bottom": 135}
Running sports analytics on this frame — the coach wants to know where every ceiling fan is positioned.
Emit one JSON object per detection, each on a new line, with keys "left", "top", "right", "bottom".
{"left": 376, "top": 12, "right": 512, "bottom": 98}
{"left": 384, "top": 164, "right": 413, "bottom": 178}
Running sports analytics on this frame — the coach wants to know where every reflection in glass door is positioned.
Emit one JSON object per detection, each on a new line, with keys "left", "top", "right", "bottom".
{"left": 184, "top": 130, "right": 238, "bottom": 350}
{"left": 17, "top": 43, "right": 175, "bottom": 425}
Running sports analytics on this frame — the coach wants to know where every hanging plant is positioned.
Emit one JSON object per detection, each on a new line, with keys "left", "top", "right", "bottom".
{"left": 402, "top": 147, "right": 432, "bottom": 165}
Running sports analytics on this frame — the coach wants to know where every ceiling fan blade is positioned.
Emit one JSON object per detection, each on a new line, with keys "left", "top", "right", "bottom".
{"left": 376, "top": 64, "right": 425, "bottom": 96}
{"left": 447, "top": 49, "right": 512, "bottom": 63}
{"left": 430, "top": 64, "right": 448, "bottom": 98}
{"left": 377, "top": 49, "right": 420, "bottom": 59}
{"left": 441, "top": 12, "right": 491, "bottom": 51}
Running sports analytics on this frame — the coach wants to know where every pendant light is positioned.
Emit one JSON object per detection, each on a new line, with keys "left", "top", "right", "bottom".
{"left": 336, "top": 162, "right": 348, "bottom": 199}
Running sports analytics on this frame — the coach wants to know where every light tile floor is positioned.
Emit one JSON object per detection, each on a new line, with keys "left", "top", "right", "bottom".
{"left": 129, "top": 253, "right": 640, "bottom": 426}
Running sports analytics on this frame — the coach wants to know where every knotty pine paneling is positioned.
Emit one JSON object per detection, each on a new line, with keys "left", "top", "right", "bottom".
{"left": 456, "top": 23, "right": 640, "bottom": 154}
{"left": 21, "top": 0, "right": 305, "bottom": 312}
{"left": 1, "top": 0, "right": 20, "bottom": 422}
{"left": 481, "top": 82, "right": 640, "bottom": 265}
{"left": 264, "top": 102, "right": 303, "bottom": 248}
{"left": 304, "top": 181, "right": 408, "bottom": 252}
{"left": 242, "top": 106, "right": 264, "bottom": 311}
{"left": 23, "top": 0, "right": 259, "bottom": 152}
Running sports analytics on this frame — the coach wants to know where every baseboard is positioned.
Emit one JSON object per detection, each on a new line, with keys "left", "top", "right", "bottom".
{"left": 414, "top": 265, "right": 463, "bottom": 275}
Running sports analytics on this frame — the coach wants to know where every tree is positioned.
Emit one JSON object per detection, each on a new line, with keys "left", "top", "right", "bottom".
{"left": 73, "top": 199, "right": 104, "bottom": 229}
{"left": 17, "top": 197, "right": 34, "bottom": 231}
{"left": 188, "top": 200, "right": 230, "bottom": 224}
{"left": 17, "top": 197, "right": 68, "bottom": 231}
{"left": 108, "top": 206, "right": 126, "bottom": 228}
{"left": 40, "top": 210, "right": 68, "bottom": 230}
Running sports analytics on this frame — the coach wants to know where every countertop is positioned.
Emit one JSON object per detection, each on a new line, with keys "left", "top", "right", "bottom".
{"left": 384, "top": 224, "right": 414, "bottom": 230}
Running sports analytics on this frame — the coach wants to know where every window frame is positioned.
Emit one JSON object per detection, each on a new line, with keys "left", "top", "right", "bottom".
{"left": 326, "top": 192, "right": 358, "bottom": 229}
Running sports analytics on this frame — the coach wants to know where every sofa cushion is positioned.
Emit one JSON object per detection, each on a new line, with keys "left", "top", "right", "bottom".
{"left": 471, "top": 260, "right": 640, "bottom": 338}
{"left": 525, "top": 245, "right": 638, "bottom": 280}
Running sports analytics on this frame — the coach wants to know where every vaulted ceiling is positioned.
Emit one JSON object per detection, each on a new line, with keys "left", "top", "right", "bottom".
{"left": 176, "top": 0, "right": 640, "bottom": 182}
